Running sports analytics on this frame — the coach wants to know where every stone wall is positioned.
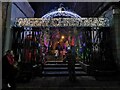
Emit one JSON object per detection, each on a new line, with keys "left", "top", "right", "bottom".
{"left": 0, "top": 2, "right": 2, "bottom": 89}
{"left": 3, "top": 2, "right": 34, "bottom": 55}
{"left": 11, "top": 2, "right": 34, "bottom": 25}
{"left": 102, "top": 6, "right": 117, "bottom": 64}
{"left": 113, "top": 8, "right": 120, "bottom": 70}
{"left": 102, "top": 5, "right": 120, "bottom": 71}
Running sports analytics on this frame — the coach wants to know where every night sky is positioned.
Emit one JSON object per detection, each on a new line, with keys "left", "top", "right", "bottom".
{"left": 29, "top": 2, "right": 104, "bottom": 17}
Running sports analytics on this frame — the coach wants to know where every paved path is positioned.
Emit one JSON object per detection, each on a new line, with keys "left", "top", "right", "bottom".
{"left": 16, "top": 76, "right": 120, "bottom": 90}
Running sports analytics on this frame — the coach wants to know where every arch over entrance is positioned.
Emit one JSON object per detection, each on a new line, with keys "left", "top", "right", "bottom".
{"left": 16, "top": 5, "right": 109, "bottom": 28}
{"left": 41, "top": 6, "right": 81, "bottom": 61}
{"left": 12, "top": 5, "right": 116, "bottom": 76}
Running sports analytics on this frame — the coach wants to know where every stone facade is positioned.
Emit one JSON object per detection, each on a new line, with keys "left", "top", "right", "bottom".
{"left": 101, "top": 4, "right": 120, "bottom": 71}
{"left": 11, "top": 2, "right": 34, "bottom": 25}
{"left": 0, "top": 2, "right": 2, "bottom": 89}
{"left": 2, "top": 2, "right": 35, "bottom": 55}
{"left": 113, "top": 8, "right": 120, "bottom": 70}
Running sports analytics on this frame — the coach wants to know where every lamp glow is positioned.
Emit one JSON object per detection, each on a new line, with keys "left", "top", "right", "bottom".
{"left": 61, "top": 36, "right": 65, "bottom": 39}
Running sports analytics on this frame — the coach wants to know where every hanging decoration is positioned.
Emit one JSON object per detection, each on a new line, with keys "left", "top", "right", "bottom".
{"left": 16, "top": 17, "right": 109, "bottom": 27}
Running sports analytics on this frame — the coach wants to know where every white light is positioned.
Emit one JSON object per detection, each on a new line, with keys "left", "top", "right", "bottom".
{"left": 17, "top": 18, "right": 109, "bottom": 27}
{"left": 42, "top": 10, "right": 81, "bottom": 18}
{"left": 8, "top": 83, "right": 11, "bottom": 88}
{"left": 61, "top": 36, "right": 65, "bottom": 39}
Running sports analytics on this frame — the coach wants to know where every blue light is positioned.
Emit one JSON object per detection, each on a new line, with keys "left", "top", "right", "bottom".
{"left": 83, "top": 43, "right": 86, "bottom": 47}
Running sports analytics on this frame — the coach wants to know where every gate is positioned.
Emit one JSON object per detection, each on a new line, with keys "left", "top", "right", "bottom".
{"left": 77, "top": 27, "right": 116, "bottom": 74}
{"left": 11, "top": 10, "right": 117, "bottom": 75}
{"left": 11, "top": 25, "right": 116, "bottom": 72}
{"left": 12, "top": 27, "right": 47, "bottom": 64}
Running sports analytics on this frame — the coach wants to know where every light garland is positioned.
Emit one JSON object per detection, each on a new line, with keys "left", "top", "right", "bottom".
{"left": 16, "top": 17, "right": 109, "bottom": 27}
{"left": 42, "top": 10, "right": 81, "bottom": 18}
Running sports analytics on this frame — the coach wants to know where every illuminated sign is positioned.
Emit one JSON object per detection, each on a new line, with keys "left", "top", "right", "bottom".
{"left": 16, "top": 18, "right": 109, "bottom": 27}
{"left": 42, "top": 10, "right": 81, "bottom": 18}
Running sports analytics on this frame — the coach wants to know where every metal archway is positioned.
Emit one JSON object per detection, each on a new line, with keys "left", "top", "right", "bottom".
{"left": 42, "top": 7, "right": 81, "bottom": 18}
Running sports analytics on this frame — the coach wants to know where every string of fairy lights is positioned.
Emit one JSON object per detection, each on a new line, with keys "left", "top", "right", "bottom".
{"left": 16, "top": 17, "right": 109, "bottom": 27}
{"left": 15, "top": 5, "right": 109, "bottom": 28}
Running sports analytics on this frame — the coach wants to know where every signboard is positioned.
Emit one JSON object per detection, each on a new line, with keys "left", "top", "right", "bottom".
{"left": 16, "top": 18, "right": 109, "bottom": 27}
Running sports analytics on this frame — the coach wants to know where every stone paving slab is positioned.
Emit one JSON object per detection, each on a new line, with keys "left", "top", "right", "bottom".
{"left": 17, "top": 76, "right": 120, "bottom": 89}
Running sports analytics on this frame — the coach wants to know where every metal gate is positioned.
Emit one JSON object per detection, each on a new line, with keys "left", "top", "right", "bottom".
{"left": 77, "top": 27, "right": 116, "bottom": 74}
{"left": 11, "top": 27, "right": 47, "bottom": 64}
{"left": 11, "top": 22, "right": 117, "bottom": 75}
